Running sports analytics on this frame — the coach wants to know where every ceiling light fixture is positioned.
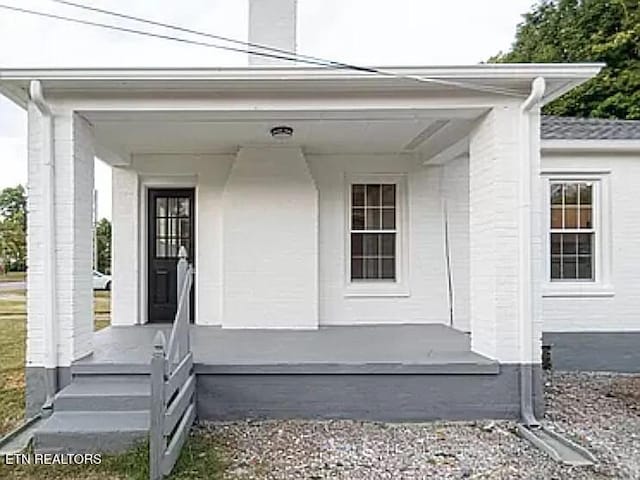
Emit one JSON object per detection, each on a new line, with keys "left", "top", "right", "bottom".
{"left": 270, "top": 125, "right": 294, "bottom": 139}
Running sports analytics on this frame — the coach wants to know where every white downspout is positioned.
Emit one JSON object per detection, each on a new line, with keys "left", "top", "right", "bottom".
{"left": 29, "top": 80, "right": 58, "bottom": 409}
{"left": 519, "top": 77, "right": 545, "bottom": 427}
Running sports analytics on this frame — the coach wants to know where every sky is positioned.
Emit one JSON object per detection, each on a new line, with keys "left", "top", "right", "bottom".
{"left": 0, "top": 0, "right": 535, "bottom": 219}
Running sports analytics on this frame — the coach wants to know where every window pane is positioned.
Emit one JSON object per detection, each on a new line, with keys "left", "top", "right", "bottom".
{"left": 579, "top": 183, "right": 592, "bottom": 205}
{"left": 366, "top": 208, "right": 381, "bottom": 230}
{"left": 366, "top": 185, "right": 381, "bottom": 207}
{"left": 352, "top": 185, "right": 365, "bottom": 207}
{"left": 351, "top": 233, "right": 363, "bottom": 256}
{"left": 578, "top": 256, "right": 593, "bottom": 280}
{"left": 352, "top": 208, "right": 365, "bottom": 230}
{"left": 579, "top": 207, "right": 592, "bottom": 229}
{"left": 156, "top": 197, "right": 167, "bottom": 217}
{"left": 381, "top": 259, "right": 395, "bottom": 279}
{"left": 381, "top": 209, "right": 395, "bottom": 230}
{"left": 578, "top": 234, "right": 592, "bottom": 255}
{"left": 364, "top": 258, "right": 378, "bottom": 278}
{"left": 363, "top": 234, "right": 379, "bottom": 256}
{"left": 562, "top": 257, "right": 577, "bottom": 279}
{"left": 564, "top": 184, "right": 578, "bottom": 205}
{"left": 551, "top": 233, "right": 562, "bottom": 255}
{"left": 382, "top": 185, "right": 396, "bottom": 207}
{"left": 564, "top": 206, "right": 578, "bottom": 228}
{"left": 551, "top": 256, "right": 561, "bottom": 279}
{"left": 562, "top": 234, "right": 577, "bottom": 255}
{"left": 550, "top": 184, "right": 563, "bottom": 205}
{"left": 381, "top": 233, "right": 395, "bottom": 256}
{"left": 551, "top": 207, "right": 563, "bottom": 229}
{"left": 351, "top": 258, "right": 363, "bottom": 279}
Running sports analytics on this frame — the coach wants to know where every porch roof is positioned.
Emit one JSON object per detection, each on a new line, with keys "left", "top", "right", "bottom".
{"left": 0, "top": 63, "right": 602, "bottom": 108}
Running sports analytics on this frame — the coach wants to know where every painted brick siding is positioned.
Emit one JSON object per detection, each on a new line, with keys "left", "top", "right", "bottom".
{"left": 468, "top": 104, "right": 536, "bottom": 363}
{"left": 26, "top": 111, "right": 95, "bottom": 367}
{"left": 111, "top": 167, "right": 139, "bottom": 326}
{"left": 222, "top": 147, "right": 318, "bottom": 328}
{"left": 541, "top": 152, "right": 640, "bottom": 332}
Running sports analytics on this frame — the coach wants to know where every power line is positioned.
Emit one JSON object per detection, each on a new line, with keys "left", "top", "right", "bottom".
{"left": 0, "top": 2, "right": 522, "bottom": 97}
{"left": 48, "top": 0, "right": 365, "bottom": 73}
{"left": 45, "top": 0, "right": 522, "bottom": 96}
{"left": 0, "top": 4, "right": 323, "bottom": 66}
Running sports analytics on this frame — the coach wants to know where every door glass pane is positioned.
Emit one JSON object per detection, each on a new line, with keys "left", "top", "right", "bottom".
{"left": 156, "top": 197, "right": 167, "bottom": 216}
{"left": 177, "top": 198, "right": 190, "bottom": 217}
{"left": 156, "top": 218, "right": 167, "bottom": 237}
{"left": 168, "top": 198, "right": 178, "bottom": 216}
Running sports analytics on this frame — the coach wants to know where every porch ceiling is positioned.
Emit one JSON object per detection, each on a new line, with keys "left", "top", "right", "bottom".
{"left": 86, "top": 109, "right": 481, "bottom": 160}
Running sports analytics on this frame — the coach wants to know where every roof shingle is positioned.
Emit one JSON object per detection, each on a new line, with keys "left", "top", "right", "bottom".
{"left": 541, "top": 116, "right": 640, "bottom": 140}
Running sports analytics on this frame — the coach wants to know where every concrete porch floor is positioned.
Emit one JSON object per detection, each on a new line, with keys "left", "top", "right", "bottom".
{"left": 74, "top": 324, "right": 498, "bottom": 374}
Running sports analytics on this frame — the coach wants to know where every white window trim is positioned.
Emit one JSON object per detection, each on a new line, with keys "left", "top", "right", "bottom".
{"left": 541, "top": 172, "right": 613, "bottom": 298}
{"left": 344, "top": 173, "right": 410, "bottom": 297}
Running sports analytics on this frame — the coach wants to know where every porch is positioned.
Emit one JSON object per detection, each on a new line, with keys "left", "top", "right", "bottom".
{"left": 74, "top": 323, "right": 498, "bottom": 374}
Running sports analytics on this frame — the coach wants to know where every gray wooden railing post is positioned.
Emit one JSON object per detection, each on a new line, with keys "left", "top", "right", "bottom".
{"left": 150, "top": 331, "right": 167, "bottom": 480}
{"left": 176, "top": 246, "right": 188, "bottom": 359}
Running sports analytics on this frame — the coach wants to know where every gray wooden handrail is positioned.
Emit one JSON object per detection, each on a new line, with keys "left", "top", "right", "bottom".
{"left": 149, "top": 246, "right": 196, "bottom": 480}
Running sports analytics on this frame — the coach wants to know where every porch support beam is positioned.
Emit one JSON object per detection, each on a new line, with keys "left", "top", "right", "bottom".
{"left": 468, "top": 101, "right": 542, "bottom": 369}
{"left": 25, "top": 108, "right": 96, "bottom": 415}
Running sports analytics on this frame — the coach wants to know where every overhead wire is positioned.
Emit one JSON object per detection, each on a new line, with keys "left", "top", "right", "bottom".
{"left": 0, "top": 2, "right": 523, "bottom": 97}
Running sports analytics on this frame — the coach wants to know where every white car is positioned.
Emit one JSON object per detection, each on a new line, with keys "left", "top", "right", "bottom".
{"left": 93, "top": 271, "right": 112, "bottom": 291}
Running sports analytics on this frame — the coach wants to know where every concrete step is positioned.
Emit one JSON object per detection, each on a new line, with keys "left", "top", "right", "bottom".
{"left": 71, "top": 362, "right": 151, "bottom": 375}
{"left": 54, "top": 379, "right": 150, "bottom": 412}
{"left": 33, "top": 411, "right": 149, "bottom": 454}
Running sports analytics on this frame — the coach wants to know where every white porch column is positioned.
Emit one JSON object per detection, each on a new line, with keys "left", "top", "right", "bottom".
{"left": 468, "top": 103, "right": 542, "bottom": 365}
{"left": 111, "top": 167, "right": 140, "bottom": 326}
{"left": 26, "top": 107, "right": 95, "bottom": 415}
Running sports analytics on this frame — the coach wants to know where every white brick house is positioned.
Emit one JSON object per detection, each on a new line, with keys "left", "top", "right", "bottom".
{"left": 5, "top": 55, "right": 640, "bottom": 454}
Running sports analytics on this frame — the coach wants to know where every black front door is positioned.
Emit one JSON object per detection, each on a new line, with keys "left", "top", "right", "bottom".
{"left": 148, "top": 188, "right": 195, "bottom": 323}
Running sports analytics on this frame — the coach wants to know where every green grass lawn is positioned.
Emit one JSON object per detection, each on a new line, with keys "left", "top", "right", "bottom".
{"left": 0, "top": 435, "right": 227, "bottom": 479}
{"left": 0, "top": 287, "right": 227, "bottom": 479}
{"left": 0, "top": 271, "right": 26, "bottom": 283}
{"left": 0, "top": 289, "right": 111, "bottom": 436}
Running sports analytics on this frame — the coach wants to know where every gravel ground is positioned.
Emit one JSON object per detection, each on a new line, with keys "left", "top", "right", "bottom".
{"left": 199, "top": 372, "right": 640, "bottom": 480}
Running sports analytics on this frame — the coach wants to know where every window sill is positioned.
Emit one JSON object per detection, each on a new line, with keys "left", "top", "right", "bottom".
{"left": 542, "top": 284, "right": 615, "bottom": 298}
{"left": 344, "top": 283, "right": 410, "bottom": 298}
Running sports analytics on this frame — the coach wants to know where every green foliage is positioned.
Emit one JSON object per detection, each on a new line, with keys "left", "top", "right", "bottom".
{"left": 96, "top": 218, "right": 112, "bottom": 275}
{"left": 490, "top": 0, "right": 640, "bottom": 119}
{"left": 0, "top": 185, "right": 27, "bottom": 272}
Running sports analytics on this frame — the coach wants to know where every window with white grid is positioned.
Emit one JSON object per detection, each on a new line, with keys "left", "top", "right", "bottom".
{"left": 550, "top": 181, "right": 595, "bottom": 281}
{"left": 350, "top": 183, "right": 397, "bottom": 281}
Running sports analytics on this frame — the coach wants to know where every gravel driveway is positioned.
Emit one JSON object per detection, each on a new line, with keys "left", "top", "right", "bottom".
{"left": 200, "top": 372, "right": 639, "bottom": 479}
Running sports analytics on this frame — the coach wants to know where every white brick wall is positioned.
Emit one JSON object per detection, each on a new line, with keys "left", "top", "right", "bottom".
{"left": 27, "top": 110, "right": 95, "bottom": 367}
{"left": 468, "top": 104, "right": 538, "bottom": 363}
{"left": 541, "top": 151, "right": 640, "bottom": 332}
{"left": 222, "top": 147, "right": 318, "bottom": 328}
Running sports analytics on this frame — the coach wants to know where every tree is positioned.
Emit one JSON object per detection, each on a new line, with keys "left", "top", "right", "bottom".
{"left": 490, "top": 0, "right": 640, "bottom": 119}
{"left": 0, "top": 185, "right": 27, "bottom": 272}
{"left": 96, "top": 218, "right": 112, "bottom": 274}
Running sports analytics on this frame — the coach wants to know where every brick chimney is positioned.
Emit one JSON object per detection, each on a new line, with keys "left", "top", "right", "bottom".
{"left": 248, "top": 0, "right": 297, "bottom": 65}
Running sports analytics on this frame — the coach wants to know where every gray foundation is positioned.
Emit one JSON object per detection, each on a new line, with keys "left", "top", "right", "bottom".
{"left": 196, "top": 364, "right": 543, "bottom": 422}
{"left": 25, "top": 367, "right": 71, "bottom": 418}
{"left": 543, "top": 332, "right": 640, "bottom": 373}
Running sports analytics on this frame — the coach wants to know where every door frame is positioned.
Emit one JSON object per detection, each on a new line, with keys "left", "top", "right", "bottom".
{"left": 139, "top": 176, "right": 197, "bottom": 324}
